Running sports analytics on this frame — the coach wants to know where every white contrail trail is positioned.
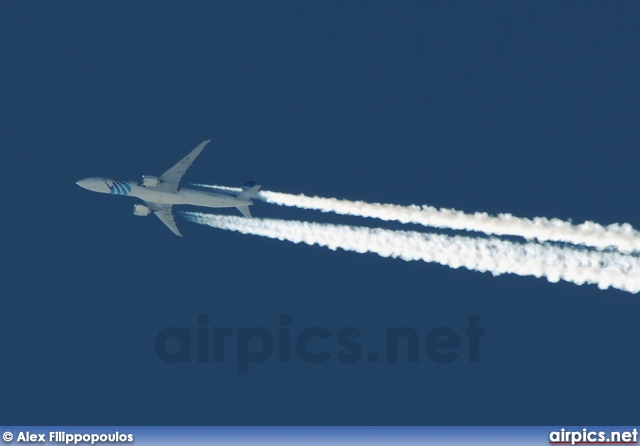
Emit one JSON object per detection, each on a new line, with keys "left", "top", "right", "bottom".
{"left": 183, "top": 212, "right": 640, "bottom": 294}
{"left": 193, "top": 184, "right": 640, "bottom": 253}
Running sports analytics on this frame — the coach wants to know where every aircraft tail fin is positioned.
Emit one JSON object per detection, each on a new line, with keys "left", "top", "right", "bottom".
{"left": 236, "top": 205, "right": 252, "bottom": 218}
{"left": 242, "top": 181, "right": 256, "bottom": 190}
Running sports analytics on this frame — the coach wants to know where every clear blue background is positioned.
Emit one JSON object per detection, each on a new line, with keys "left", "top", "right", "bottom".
{"left": 1, "top": 1, "right": 639, "bottom": 424}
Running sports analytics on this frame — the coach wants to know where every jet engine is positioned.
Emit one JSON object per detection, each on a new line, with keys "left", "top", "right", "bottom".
{"left": 133, "top": 204, "right": 152, "bottom": 217}
{"left": 141, "top": 175, "right": 159, "bottom": 187}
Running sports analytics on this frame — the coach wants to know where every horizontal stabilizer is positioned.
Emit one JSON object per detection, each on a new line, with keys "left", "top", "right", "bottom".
{"left": 236, "top": 206, "right": 252, "bottom": 218}
{"left": 238, "top": 184, "right": 261, "bottom": 201}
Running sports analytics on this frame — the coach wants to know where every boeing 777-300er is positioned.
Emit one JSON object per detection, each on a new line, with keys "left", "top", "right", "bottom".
{"left": 76, "top": 140, "right": 260, "bottom": 236}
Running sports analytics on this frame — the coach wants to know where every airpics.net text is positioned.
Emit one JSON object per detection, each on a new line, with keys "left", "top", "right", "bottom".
{"left": 155, "top": 315, "right": 484, "bottom": 375}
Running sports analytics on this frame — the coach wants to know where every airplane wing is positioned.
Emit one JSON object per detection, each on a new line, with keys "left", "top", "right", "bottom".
{"left": 157, "top": 140, "right": 211, "bottom": 192}
{"left": 147, "top": 202, "right": 182, "bottom": 236}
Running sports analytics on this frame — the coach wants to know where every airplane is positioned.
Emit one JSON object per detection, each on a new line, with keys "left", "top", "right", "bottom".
{"left": 76, "top": 140, "right": 260, "bottom": 236}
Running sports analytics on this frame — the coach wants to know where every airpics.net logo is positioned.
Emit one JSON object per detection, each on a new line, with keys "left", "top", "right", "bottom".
{"left": 155, "top": 315, "right": 484, "bottom": 375}
{"left": 549, "top": 428, "right": 638, "bottom": 445}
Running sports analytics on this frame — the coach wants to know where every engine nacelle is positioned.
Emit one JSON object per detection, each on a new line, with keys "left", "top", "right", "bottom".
{"left": 133, "top": 204, "right": 152, "bottom": 217}
{"left": 142, "top": 175, "right": 159, "bottom": 187}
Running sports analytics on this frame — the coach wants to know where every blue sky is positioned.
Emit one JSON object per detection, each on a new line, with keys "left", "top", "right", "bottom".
{"left": 1, "top": 2, "right": 640, "bottom": 425}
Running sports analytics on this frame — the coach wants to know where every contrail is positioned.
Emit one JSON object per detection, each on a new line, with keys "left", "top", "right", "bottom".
{"left": 183, "top": 212, "right": 640, "bottom": 294}
{"left": 193, "top": 185, "right": 640, "bottom": 253}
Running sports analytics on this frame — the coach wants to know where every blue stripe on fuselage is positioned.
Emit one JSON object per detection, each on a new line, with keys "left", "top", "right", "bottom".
{"left": 107, "top": 180, "right": 131, "bottom": 195}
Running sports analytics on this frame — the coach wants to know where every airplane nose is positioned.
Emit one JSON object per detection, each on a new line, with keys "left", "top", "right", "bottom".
{"left": 76, "top": 177, "right": 116, "bottom": 194}
{"left": 76, "top": 178, "right": 92, "bottom": 190}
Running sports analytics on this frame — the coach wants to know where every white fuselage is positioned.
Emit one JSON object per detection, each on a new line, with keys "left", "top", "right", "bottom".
{"left": 76, "top": 177, "right": 252, "bottom": 209}
{"left": 132, "top": 183, "right": 250, "bottom": 208}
